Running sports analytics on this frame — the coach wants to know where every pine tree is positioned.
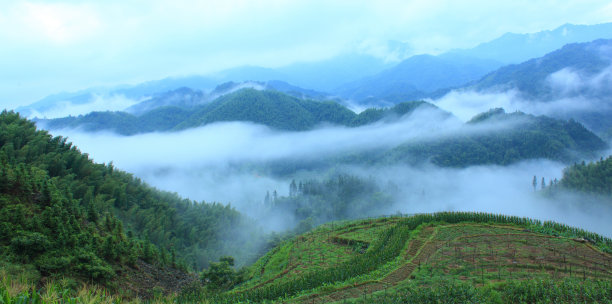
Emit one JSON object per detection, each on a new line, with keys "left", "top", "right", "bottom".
{"left": 143, "top": 241, "right": 153, "bottom": 263}
{"left": 0, "top": 165, "right": 8, "bottom": 193}
{"left": 171, "top": 248, "right": 177, "bottom": 267}
{"left": 264, "top": 191, "right": 270, "bottom": 205}
{"left": 87, "top": 200, "right": 98, "bottom": 223}
{"left": 289, "top": 180, "right": 297, "bottom": 197}
{"left": 41, "top": 180, "right": 51, "bottom": 205}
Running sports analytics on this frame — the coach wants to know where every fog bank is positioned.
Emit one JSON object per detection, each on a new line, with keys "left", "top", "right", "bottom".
{"left": 45, "top": 109, "right": 612, "bottom": 237}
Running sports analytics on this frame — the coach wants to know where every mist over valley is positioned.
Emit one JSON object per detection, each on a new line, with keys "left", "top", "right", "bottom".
{"left": 2, "top": 3, "right": 612, "bottom": 302}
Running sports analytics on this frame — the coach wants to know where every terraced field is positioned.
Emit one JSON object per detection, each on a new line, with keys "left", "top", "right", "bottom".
{"left": 217, "top": 212, "right": 612, "bottom": 303}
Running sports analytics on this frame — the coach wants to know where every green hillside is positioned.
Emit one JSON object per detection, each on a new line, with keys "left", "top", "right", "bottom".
{"left": 210, "top": 212, "right": 612, "bottom": 303}
{"left": 381, "top": 109, "right": 607, "bottom": 167}
{"left": 350, "top": 100, "right": 443, "bottom": 126}
{"left": 0, "top": 110, "right": 266, "bottom": 298}
{"left": 40, "top": 106, "right": 192, "bottom": 135}
{"left": 39, "top": 89, "right": 442, "bottom": 134}
{"left": 561, "top": 155, "right": 612, "bottom": 195}
{"left": 174, "top": 89, "right": 355, "bottom": 131}
{"left": 241, "top": 108, "right": 607, "bottom": 176}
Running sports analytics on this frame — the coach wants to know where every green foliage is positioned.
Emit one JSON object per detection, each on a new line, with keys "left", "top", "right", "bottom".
{"left": 40, "top": 89, "right": 441, "bottom": 134}
{"left": 351, "top": 100, "right": 442, "bottom": 126}
{"left": 0, "top": 110, "right": 265, "bottom": 288}
{"left": 41, "top": 106, "right": 192, "bottom": 136}
{"left": 354, "top": 279, "right": 612, "bottom": 304}
{"left": 0, "top": 270, "right": 123, "bottom": 304}
{"left": 201, "top": 256, "right": 246, "bottom": 291}
{"left": 561, "top": 155, "right": 612, "bottom": 195}
{"left": 214, "top": 219, "right": 414, "bottom": 303}
{"left": 384, "top": 110, "right": 606, "bottom": 167}
{"left": 268, "top": 174, "right": 396, "bottom": 226}
{"left": 215, "top": 212, "right": 611, "bottom": 303}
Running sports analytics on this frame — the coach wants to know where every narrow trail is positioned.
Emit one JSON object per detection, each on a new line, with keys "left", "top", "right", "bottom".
{"left": 295, "top": 227, "right": 440, "bottom": 304}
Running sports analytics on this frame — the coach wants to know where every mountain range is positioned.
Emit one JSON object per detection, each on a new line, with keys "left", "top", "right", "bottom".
{"left": 16, "top": 22, "right": 612, "bottom": 118}
{"left": 37, "top": 89, "right": 439, "bottom": 134}
{"left": 456, "top": 39, "right": 612, "bottom": 134}
{"left": 333, "top": 23, "right": 612, "bottom": 105}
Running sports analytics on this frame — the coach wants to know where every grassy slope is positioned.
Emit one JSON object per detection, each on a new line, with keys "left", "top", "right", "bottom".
{"left": 221, "top": 212, "right": 612, "bottom": 303}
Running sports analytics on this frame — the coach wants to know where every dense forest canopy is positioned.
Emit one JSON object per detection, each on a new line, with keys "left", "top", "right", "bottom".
{"left": 561, "top": 155, "right": 612, "bottom": 195}
{"left": 382, "top": 109, "right": 607, "bottom": 167}
{"left": 38, "top": 89, "right": 445, "bottom": 135}
{"left": 0, "top": 110, "right": 268, "bottom": 288}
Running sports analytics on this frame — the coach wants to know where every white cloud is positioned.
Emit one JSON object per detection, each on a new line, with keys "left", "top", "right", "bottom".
{"left": 547, "top": 66, "right": 612, "bottom": 94}
{"left": 20, "top": 2, "right": 101, "bottom": 44}
{"left": 28, "top": 94, "right": 143, "bottom": 119}
{"left": 433, "top": 65, "right": 612, "bottom": 122}
{"left": 51, "top": 107, "right": 464, "bottom": 168}
{"left": 45, "top": 112, "right": 612, "bottom": 236}
{"left": 1, "top": 0, "right": 611, "bottom": 109}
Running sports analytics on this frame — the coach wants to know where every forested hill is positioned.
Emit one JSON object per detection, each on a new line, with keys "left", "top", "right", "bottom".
{"left": 561, "top": 155, "right": 612, "bottom": 195}
{"left": 0, "top": 110, "right": 266, "bottom": 295}
{"left": 37, "top": 89, "right": 443, "bottom": 134}
{"left": 172, "top": 88, "right": 356, "bottom": 131}
{"left": 380, "top": 109, "right": 607, "bottom": 167}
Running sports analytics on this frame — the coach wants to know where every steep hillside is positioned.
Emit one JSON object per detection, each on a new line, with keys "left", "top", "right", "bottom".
{"left": 0, "top": 111, "right": 267, "bottom": 297}
{"left": 211, "top": 212, "right": 612, "bottom": 303}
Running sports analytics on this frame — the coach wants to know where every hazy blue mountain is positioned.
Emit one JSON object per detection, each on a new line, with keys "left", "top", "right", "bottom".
{"left": 277, "top": 53, "right": 392, "bottom": 92}
{"left": 335, "top": 54, "right": 501, "bottom": 104}
{"left": 209, "top": 66, "right": 288, "bottom": 83}
{"left": 334, "top": 22, "right": 612, "bottom": 106}
{"left": 16, "top": 76, "right": 219, "bottom": 119}
{"left": 15, "top": 88, "right": 110, "bottom": 118}
{"left": 461, "top": 39, "right": 612, "bottom": 133}
{"left": 23, "top": 23, "right": 612, "bottom": 119}
{"left": 265, "top": 80, "right": 332, "bottom": 100}
{"left": 208, "top": 80, "right": 332, "bottom": 101}
{"left": 17, "top": 76, "right": 332, "bottom": 119}
{"left": 469, "top": 39, "right": 612, "bottom": 98}
{"left": 125, "top": 87, "right": 208, "bottom": 115}
{"left": 447, "top": 22, "right": 612, "bottom": 64}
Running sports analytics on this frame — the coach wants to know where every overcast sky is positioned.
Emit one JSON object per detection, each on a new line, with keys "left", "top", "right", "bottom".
{"left": 1, "top": 0, "right": 611, "bottom": 109}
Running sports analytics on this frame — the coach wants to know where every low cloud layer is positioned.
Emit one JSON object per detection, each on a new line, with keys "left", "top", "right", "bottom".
{"left": 27, "top": 94, "right": 143, "bottom": 119}
{"left": 45, "top": 108, "right": 612, "bottom": 237}
{"left": 432, "top": 89, "right": 610, "bottom": 122}
{"left": 54, "top": 107, "right": 465, "bottom": 168}
{"left": 432, "top": 65, "right": 612, "bottom": 127}
{"left": 353, "top": 162, "right": 612, "bottom": 237}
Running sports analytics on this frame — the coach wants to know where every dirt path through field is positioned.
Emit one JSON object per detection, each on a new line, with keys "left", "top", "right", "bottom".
{"left": 294, "top": 227, "right": 439, "bottom": 304}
